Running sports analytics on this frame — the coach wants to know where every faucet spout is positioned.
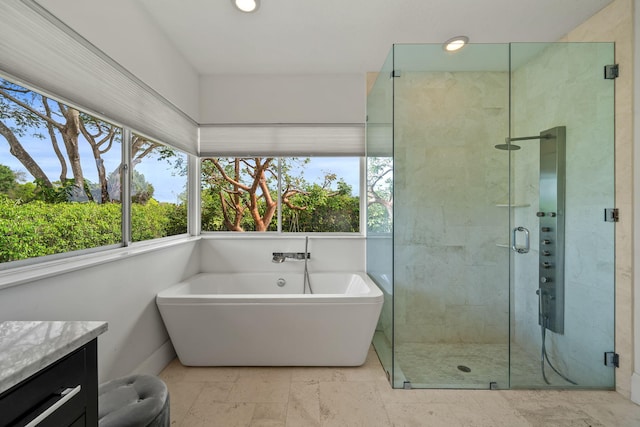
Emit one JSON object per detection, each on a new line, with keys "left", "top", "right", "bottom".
{"left": 272, "top": 253, "right": 286, "bottom": 263}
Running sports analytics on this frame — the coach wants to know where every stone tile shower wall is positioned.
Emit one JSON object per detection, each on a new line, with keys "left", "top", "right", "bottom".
{"left": 511, "top": 43, "right": 615, "bottom": 386}
{"left": 392, "top": 71, "right": 510, "bottom": 345}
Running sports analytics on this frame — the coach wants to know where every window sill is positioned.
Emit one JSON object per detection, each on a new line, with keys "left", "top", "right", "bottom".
{"left": 0, "top": 235, "right": 201, "bottom": 291}
{"left": 200, "top": 232, "right": 365, "bottom": 239}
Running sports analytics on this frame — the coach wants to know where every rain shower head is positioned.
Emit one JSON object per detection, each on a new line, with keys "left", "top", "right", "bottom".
{"left": 494, "top": 143, "right": 521, "bottom": 151}
{"left": 495, "top": 133, "right": 553, "bottom": 151}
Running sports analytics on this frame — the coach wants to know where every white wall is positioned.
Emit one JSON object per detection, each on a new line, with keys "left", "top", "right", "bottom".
{"left": 632, "top": 0, "right": 640, "bottom": 405}
{"left": 199, "top": 74, "right": 365, "bottom": 124}
{"left": 0, "top": 241, "right": 199, "bottom": 382}
{"left": 34, "top": 0, "right": 200, "bottom": 120}
{"left": 199, "top": 236, "right": 365, "bottom": 273}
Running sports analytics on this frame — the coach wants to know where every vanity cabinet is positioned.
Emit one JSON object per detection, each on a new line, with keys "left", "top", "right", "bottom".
{"left": 0, "top": 322, "right": 106, "bottom": 427}
{"left": 0, "top": 338, "right": 97, "bottom": 427}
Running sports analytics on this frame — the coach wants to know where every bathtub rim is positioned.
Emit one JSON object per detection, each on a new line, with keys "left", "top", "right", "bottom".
{"left": 156, "top": 271, "right": 383, "bottom": 304}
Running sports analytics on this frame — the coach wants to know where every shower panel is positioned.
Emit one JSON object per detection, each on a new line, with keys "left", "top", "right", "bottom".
{"left": 509, "top": 126, "right": 566, "bottom": 333}
{"left": 510, "top": 126, "right": 566, "bottom": 333}
{"left": 537, "top": 126, "right": 566, "bottom": 334}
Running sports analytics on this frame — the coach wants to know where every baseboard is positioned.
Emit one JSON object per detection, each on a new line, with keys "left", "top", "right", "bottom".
{"left": 131, "top": 339, "right": 176, "bottom": 376}
{"left": 630, "top": 372, "right": 640, "bottom": 405}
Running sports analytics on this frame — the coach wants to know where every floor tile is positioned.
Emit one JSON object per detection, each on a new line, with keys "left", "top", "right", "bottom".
{"left": 286, "top": 380, "right": 320, "bottom": 427}
{"left": 181, "top": 402, "right": 256, "bottom": 427}
{"left": 165, "top": 381, "right": 206, "bottom": 426}
{"left": 319, "top": 381, "right": 391, "bottom": 426}
{"left": 579, "top": 401, "right": 640, "bottom": 427}
{"left": 385, "top": 403, "right": 461, "bottom": 427}
{"left": 158, "top": 353, "right": 640, "bottom": 427}
{"left": 237, "top": 367, "right": 293, "bottom": 382}
{"left": 228, "top": 378, "right": 291, "bottom": 403}
{"left": 250, "top": 403, "right": 287, "bottom": 426}
{"left": 182, "top": 366, "right": 240, "bottom": 382}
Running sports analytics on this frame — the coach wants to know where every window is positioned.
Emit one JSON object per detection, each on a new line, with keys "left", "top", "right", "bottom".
{"left": 0, "top": 78, "right": 122, "bottom": 263}
{"left": 201, "top": 157, "right": 360, "bottom": 232}
{"left": 131, "top": 134, "right": 188, "bottom": 241}
{"left": 0, "top": 78, "right": 189, "bottom": 265}
{"left": 366, "top": 156, "right": 393, "bottom": 233}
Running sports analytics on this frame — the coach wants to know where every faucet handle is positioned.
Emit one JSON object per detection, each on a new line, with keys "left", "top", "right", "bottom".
{"left": 272, "top": 252, "right": 286, "bottom": 263}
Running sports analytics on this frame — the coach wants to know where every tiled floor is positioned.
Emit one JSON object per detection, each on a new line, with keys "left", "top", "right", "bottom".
{"left": 159, "top": 347, "right": 640, "bottom": 426}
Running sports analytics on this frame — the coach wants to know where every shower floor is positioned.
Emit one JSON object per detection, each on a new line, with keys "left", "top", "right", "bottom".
{"left": 374, "top": 332, "right": 574, "bottom": 389}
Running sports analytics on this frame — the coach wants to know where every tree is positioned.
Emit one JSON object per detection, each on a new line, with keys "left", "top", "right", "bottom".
{"left": 0, "top": 79, "right": 165, "bottom": 203}
{"left": 0, "top": 82, "right": 88, "bottom": 198}
{"left": 201, "top": 157, "right": 359, "bottom": 232}
{"left": 283, "top": 179, "right": 359, "bottom": 232}
{"left": 202, "top": 157, "right": 314, "bottom": 232}
{"left": 367, "top": 157, "right": 393, "bottom": 232}
{"left": 106, "top": 169, "right": 155, "bottom": 204}
{"left": 0, "top": 164, "right": 17, "bottom": 193}
{"left": 201, "top": 157, "right": 277, "bottom": 231}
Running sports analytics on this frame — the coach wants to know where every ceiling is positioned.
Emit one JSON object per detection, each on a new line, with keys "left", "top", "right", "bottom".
{"left": 135, "top": 0, "right": 613, "bottom": 75}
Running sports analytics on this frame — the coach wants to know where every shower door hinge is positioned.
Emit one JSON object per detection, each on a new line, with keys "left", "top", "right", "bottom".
{"left": 604, "top": 64, "right": 619, "bottom": 79}
{"left": 403, "top": 381, "right": 412, "bottom": 389}
{"left": 604, "top": 208, "right": 619, "bottom": 222}
{"left": 391, "top": 70, "right": 402, "bottom": 78}
{"left": 604, "top": 352, "right": 619, "bottom": 368}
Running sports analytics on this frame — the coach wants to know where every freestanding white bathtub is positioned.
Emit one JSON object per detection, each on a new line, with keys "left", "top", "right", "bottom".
{"left": 156, "top": 272, "right": 383, "bottom": 366}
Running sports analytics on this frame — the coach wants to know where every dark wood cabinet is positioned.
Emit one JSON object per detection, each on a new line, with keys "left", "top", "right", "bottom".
{"left": 0, "top": 339, "right": 98, "bottom": 427}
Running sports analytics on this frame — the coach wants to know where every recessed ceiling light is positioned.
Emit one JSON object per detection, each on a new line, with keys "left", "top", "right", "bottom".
{"left": 233, "top": 0, "right": 260, "bottom": 13}
{"left": 443, "top": 36, "right": 469, "bottom": 52}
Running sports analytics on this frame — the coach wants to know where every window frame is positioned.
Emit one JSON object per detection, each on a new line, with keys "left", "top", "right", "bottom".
{"left": 199, "top": 156, "right": 364, "bottom": 235}
{"left": 0, "top": 76, "right": 192, "bottom": 271}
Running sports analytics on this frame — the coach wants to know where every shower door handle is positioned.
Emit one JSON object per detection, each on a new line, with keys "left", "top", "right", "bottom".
{"left": 512, "top": 226, "right": 530, "bottom": 254}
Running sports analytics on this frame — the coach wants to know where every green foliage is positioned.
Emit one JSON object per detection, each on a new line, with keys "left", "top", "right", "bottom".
{"left": 33, "top": 178, "right": 74, "bottom": 203}
{"left": 201, "top": 157, "right": 360, "bottom": 233}
{"left": 131, "top": 199, "right": 187, "bottom": 241}
{"left": 131, "top": 170, "right": 155, "bottom": 204}
{"left": 0, "top": 164, "right": 17, "bottom": 193}
{"left": 282, "top": 181, "right": 359, "bottom": 232}
{"left": 366, "top": 157, "right": 393, "bottom": 233}
{"left": 0, "top": 196, "right": 186, "bottom": 263}
{"left": 366, "top": 203, "right": 392, "bottom": 233}
{"left": 10, "top": 181, "right": 37, "bottom": 202}
{"left": 0, "top": 196, "right": 121, "bottom": 262}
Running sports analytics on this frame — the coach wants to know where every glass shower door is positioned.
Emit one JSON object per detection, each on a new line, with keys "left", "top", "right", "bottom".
{"left": 367, "top": 47, "right": 395, "bottom": 385}
{"left": 389, "top": 43, "right": 511, "bottom": 389}
{"left": 509, "top": 42, "right": 616, "bottom": 388}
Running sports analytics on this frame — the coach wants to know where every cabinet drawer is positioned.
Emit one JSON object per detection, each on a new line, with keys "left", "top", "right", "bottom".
{"left": 0, "top": 347, "right": 86, "bottom": 427}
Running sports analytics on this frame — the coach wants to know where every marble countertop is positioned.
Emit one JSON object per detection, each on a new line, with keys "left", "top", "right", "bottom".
{"left": 0, "top": 321, "right": 108, "bottom": 394}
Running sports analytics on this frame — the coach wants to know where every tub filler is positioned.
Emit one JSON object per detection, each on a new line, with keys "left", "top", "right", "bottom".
{"left": 156, "top": 272, "right": 383, "bottom": 366}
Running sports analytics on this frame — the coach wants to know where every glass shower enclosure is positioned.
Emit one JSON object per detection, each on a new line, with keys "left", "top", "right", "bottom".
{"left": 366, "top": 43, "right": 615, "bottom": 389}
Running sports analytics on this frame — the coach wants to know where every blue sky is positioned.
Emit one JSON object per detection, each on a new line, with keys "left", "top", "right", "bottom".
{"left": 0, "top": 136, "right": 187, "bottom": 203}
{"left": 286, "top": 157, "right": 360, "bottom": 196}
{"left": 1, "top": 136, "right": 360, "bottom": 202}
{"left": 0, "top": 81, "right": 360, "bottom": 202}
